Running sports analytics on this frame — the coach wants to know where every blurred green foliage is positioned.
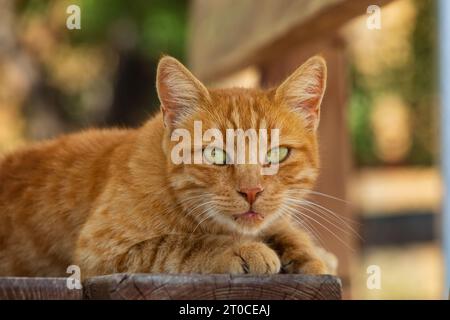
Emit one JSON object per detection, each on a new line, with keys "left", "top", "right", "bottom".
{"left": 407, "top": 0, "right": 438, "bottom": 165}
{"left": 19, "top": 0, "right": 188, "bottom": 61}
{"left": 349, "top": 0, "right": 438, "bottom": 167}
{"left": 78, "top": 0, "right": 187, "bottom": 60}
{"left": 349, "top": 79, "right": 377, "bottom": 166}
{"left": 13, "top": 0, "right": 188, "bottom": 133}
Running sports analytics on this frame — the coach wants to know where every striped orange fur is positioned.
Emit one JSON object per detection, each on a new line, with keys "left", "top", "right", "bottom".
{"left": 0, "top": 56, "right": 333, "bottom": 277}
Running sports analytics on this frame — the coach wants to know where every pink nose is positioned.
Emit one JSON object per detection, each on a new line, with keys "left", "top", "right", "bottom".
{"left": 238, "top": 186, "right": 264, "bottom": 205}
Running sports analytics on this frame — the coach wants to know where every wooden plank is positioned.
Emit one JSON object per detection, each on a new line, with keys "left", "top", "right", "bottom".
{"left": 350, "top": 168, "right": 442, "bottom": 215}
{"left": 0, "top": 277, "right": 83, "bottom": 300}
{"left": 83, "top": 274, "right": 342, "bottom": 300}
{"left": 0, "top": 274, "right": 342, "bottom": 300}
{"left": 362, "top": 212, "right": 435, "bottom": 247}
{"left": 189, "top": 0, "right": 392, "bottom": 82}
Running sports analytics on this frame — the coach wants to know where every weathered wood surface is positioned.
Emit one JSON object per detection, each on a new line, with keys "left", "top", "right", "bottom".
{"left": 189, "top": 0, "right": 392, "bottom": 82}
{"left": 0, "top": 274, "right": 342, "bottom": 300}
{"left": 0, "top": 277, "right": 83, "bottom": 300}
{"left": 83, "top": 274, "right": 342, "bottom": 300}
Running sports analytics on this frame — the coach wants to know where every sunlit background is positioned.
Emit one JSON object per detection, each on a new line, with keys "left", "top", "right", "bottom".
{"left": 0, "top": 0, "right": 445, "bottom": 299}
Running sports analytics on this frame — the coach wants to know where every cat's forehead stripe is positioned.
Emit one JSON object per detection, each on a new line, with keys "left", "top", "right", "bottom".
{"left": 220, "top": 93, "right": 264, "bottom": 130}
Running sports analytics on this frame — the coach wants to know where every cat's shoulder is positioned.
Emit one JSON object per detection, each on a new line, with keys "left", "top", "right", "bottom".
{"left": 0, "top": 127, "right": 137, "bottom": 168}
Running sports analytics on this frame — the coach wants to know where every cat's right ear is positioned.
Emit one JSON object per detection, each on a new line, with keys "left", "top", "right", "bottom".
{"left": 156, "top": 56, "right": 210, "bottom": 128}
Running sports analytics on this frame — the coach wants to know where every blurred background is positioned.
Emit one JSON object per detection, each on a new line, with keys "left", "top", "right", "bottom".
{"left": 0, "top": 0, "right": 446, "bottom": 299}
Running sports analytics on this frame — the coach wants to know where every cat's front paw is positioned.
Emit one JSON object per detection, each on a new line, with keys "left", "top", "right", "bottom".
{"left": 222, "top": 242, "right": 281, "bottom": 274}
{"left": 281, "top": 254, "right": 328, "bottom": 275}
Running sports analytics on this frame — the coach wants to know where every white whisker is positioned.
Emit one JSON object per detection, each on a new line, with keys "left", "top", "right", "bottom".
{"left": 286, "top": 199, "right": 360, "bottom": 240}
{"left": 298, "top": 198, "right": 362, "bottom": 235}
{"left": 282, "top": 202, "right": 355, "bottom": 252}
{"left": 280, "top": 204, "right": 326, "bottom": 248}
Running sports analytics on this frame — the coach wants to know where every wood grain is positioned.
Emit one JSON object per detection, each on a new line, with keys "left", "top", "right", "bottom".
{"left": 0, "top": 277, "right": 83, "bottom": 300}
{"left": 83, "top": 274, "right": 342, "bottom": 300}
{"left": 0, "top": 274, "right": 342, "bottom": 300}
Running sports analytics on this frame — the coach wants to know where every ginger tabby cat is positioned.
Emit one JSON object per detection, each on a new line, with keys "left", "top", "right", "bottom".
{"left": 0, "top": 55, "right": 336, "bottom": 278}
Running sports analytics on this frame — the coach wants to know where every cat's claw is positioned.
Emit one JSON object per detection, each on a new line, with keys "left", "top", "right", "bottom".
{"left": 281, "top": 256, "right": 328, "bottom": 275}
{"left": 221, "top": 242, "right": 281, "bottom": 274}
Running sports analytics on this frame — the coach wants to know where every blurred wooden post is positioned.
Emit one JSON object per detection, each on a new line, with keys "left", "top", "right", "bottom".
{"left": 189, "top": 0, "right": 394, "bottom": 298}
{"left": 259, "top": 36, "right": 353, "bottom": 295}
{"left": 438, "top": 0, "right": 450, "bottom": 297}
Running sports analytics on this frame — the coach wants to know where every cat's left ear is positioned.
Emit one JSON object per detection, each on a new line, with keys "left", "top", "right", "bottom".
{"left": 275, "top": 56, "right": 327, "bottom": 131}
{"left": 156, "top": 56, "right": 210, "bottom": 128}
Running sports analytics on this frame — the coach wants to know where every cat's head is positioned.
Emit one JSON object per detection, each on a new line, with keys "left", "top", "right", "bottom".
{"left": 156, "top": 56, "right": 326, "bottom": 235}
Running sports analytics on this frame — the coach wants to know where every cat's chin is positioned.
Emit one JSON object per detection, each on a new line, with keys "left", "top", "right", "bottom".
{"left": 231, "top": 210, "right": 267, "bottom": 233}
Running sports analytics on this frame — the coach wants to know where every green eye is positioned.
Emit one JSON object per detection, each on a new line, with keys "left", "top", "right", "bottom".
{"left": 266, "top": 147, "right": 289, "bottom": 164}
{"left": 203, "top": 147, "right": 227, "bottom": 165}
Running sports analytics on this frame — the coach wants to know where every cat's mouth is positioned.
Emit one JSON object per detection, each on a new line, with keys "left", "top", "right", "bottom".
{"left": 232, "top": 210, "right": 264, "bottom": 223}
